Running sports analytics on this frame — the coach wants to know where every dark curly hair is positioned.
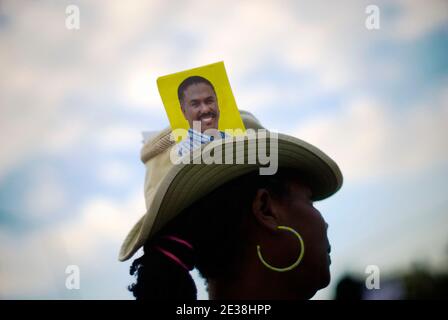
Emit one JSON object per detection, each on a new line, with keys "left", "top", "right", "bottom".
{"left": 128, "top": 169, "right": 299, "bottom": 300}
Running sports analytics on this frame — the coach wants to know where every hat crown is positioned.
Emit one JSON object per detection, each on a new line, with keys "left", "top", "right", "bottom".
{"left": 139, "top": 110, "right": 264, "bottom": 211}
{"left": 141, "top": 110, "right": 264, "bottom": 164}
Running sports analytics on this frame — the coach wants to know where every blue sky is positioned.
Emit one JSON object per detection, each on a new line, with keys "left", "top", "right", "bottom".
{"left": 0, "top": 0, "right": 447, "bottom": 299}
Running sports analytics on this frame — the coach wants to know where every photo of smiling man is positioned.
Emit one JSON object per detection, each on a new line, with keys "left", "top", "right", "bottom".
{"left": 179, "top": 76, "right": 219, "bottom": 132}
{"left": 157, "top": 61, "right": 246, "bottom": 158}
{"left": 177, "top": 75, "right": 227, "bottom": 157}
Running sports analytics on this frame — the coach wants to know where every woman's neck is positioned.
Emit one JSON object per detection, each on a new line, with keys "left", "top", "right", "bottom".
{"left": 206, "top": 259, "right": 311, "bottom": 300}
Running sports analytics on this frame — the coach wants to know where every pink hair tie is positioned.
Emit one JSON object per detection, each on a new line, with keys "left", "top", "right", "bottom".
{"left": 162, "top": 235, "right": 193, "bottom": 250}
{"left": 153, "top": 246, "right": 192, "bottom": 271}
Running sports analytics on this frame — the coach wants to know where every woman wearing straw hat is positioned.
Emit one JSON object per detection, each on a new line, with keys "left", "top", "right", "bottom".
{"left": 119, "top": 111, "right": 343, "bottom": 300}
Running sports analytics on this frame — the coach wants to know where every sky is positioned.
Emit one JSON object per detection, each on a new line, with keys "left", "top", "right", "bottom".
{"left": 0, "top": 0, "right": 447, "bottom": 299}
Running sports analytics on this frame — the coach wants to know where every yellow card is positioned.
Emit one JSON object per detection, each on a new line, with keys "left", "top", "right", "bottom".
{"left": 157, "top": 61, "right": 245, "bottom": 142}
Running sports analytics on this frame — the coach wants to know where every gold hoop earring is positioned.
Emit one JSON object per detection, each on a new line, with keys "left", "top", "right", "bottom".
{"left": 256, "top": 226, "right": 305, "bottom": 272}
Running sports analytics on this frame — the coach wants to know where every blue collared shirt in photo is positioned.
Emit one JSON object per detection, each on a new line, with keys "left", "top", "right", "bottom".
{"left": 177, "top": 128, "right": 228, "bottom": 157}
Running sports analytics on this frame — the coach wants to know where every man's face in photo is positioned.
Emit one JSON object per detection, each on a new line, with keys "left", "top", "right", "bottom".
{"left": 180, "top": 82, "right": 220, "bottom": 133}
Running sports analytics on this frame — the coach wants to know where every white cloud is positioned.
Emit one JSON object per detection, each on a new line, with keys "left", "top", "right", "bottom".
{"left": 1, "top": 0, "right": 445, "bottom": 179}
{"left": 0, "top": 190, "right": 145, "bottom": 298}
{"left": 42, "top": 115, "right": 90, "bottom": 154}
{"left": 125, "top": 69, "right": 163, "bottom": 109}
{"left": 57, "top": 192, "right": 145, "bottom": 262}
{"left": 0, "top": 229, "right": 61, "bottom": 298}
{"left": 97, "top": 161, "right": 134, "bottom": 186}
{"left": 0, "top": 1, "right": 170, "bottom": 178}
{"left": 294, "top": 90, "right": 448, "bottom": 181}
{"left": 390, "top": 0, "right": 448, "bottom": 41}
{"left": 95, "top": 125, "right": 142, "bottom": 152}
{"left": 24, "top": 167, "right": 68, "bottom": 219}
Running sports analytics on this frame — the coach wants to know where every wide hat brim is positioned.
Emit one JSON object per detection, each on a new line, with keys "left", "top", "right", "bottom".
{"left": 119, "top": 132, "right": 342, "bottom": 261}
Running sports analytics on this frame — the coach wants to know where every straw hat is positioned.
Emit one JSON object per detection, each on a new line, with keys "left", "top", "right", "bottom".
{"left": 119, "top": 110, "right": 342, "bottom": 261}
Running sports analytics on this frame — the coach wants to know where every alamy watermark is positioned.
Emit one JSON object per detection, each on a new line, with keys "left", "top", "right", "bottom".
{"left": 365, "top": 265, "right": 381, "bottom": 290}
{"left": 169, "top": 123, "right": 279, "bottom": 176}
{"left": 65, "top": 5, "right": 80, "bottom": 30}
{"left": 365, "top": 5, "right": 380, "bottom": 30}
{"left": 65, "top": 265, "right": 80, "bottom": 290}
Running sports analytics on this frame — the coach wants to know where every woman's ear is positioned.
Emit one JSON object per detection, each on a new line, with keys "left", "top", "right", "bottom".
{"left": 251, "top": 188, "right": 280, "bottom": 232}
